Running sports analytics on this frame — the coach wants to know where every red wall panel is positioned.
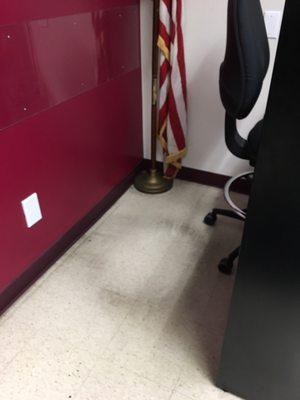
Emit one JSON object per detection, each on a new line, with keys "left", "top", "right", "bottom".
{"left": 0, "top": 1, "right": 143, "bottom": 291}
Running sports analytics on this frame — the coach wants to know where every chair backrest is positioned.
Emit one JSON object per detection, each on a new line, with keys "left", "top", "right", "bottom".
{"left": 220, "top": 0, "right": 270, "bottom": 120}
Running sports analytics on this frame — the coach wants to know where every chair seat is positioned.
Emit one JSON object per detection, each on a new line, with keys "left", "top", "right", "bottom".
{"left": 248, "top": 119, "right": 264, "bottom": 166}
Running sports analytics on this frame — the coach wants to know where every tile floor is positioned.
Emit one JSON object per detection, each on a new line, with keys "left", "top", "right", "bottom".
{"left": 0, "top": 180, "right": 247, "bottom": 400}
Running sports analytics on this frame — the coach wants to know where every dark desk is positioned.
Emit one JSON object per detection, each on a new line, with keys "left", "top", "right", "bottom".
{"left": 217, "top": 1, "right": 300, "bottom": 399}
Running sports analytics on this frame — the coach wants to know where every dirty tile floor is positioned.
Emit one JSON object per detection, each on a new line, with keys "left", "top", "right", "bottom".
{"left": 0, "top": 180, "right": 246, "bottom": 399}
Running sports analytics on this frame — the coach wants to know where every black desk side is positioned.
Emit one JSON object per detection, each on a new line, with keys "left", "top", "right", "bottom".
{"left": 218, "top": 1, "right": 300, "bottom": 399}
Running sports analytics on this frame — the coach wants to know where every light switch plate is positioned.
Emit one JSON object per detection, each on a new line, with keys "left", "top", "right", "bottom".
{"left": 21, "top": 193, "right": 42, "bottom": 228}
{"left": 264, "top": 10, "right": 282, "bottom": 39}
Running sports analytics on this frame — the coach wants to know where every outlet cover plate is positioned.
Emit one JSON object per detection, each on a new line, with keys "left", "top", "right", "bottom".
{"left": 21, "top": 193, "right": 42, "bottom": 228}
{"left": 264, "top": 10, "right": 282, "bottom": 39}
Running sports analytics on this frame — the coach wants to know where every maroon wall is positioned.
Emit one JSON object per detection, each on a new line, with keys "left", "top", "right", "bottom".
{"left": 0, "top": 1, "right": 143, "bottom": 293}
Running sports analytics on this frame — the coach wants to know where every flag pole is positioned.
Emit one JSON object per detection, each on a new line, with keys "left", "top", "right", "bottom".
{"left": 134, "top": 0, "right": 173, "bottom": 194}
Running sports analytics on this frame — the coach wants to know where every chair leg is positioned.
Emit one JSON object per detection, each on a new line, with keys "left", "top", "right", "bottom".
{"left": 203, "top": 208, "right": 245, "bottom": 226}
{"left": 218, "top": 247, "right": 240, "bottom": 275}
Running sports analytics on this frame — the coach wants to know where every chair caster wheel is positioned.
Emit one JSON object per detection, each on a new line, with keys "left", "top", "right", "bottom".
{"left": 203, "top": 212, "right": 217, "bottom": 226}
{"left": 218, "top": 258, "right": 234, "bottom": 275}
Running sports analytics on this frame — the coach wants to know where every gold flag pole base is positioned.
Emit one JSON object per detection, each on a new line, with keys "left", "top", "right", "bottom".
{"left": 134, "top": 169, "right": 173, "bottom": 194}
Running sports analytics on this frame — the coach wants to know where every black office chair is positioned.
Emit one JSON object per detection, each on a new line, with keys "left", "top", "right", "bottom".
{"left": 204, "top": 0, "right": 270, "bottom": 275}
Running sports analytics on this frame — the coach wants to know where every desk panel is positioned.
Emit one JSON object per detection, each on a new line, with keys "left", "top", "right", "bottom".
{"left": 218, "top": 1, "right": 300, "bottom": 399}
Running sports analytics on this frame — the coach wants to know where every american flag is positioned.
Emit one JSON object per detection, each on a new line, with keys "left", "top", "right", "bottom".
{"left": 158, "top": 0, "right": 187, "bottom": 178}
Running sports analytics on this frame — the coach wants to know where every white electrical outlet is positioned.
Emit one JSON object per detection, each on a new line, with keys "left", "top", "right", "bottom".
{"left": 264, "top": 10, "right": 282, "bottom": 39}
{"left": 21, "top": 193, "right": 42, "bottom": 228}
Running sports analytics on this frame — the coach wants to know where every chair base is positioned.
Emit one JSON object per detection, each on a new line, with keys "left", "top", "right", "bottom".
{"left": 218, "top": 247, "right": 240, "bottom": 275}
{"left": 203, "top": 209, "right": 245, "bottom": 226}
{"left": 203, "top": 206, "right": 242, "bottom": 274}
{"left": 203, "top": 171, "right": 253, "bottom": 275}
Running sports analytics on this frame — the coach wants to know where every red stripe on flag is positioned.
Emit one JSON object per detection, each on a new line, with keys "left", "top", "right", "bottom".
{"left": 168, "top": 84, "right": 186, "bottom": 150}
{"left": 160, "top": 59, "right": 170, "bottom": 87}
{"left": 159, "top": 22, "right": 171, "bottom": 47}
{"left": 165, "top": 164, "right": 179, "bottom": 178}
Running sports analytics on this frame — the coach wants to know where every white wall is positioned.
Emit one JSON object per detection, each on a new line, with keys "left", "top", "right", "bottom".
{"left": 141, "top": 0, "right": 286, "bottom": 176}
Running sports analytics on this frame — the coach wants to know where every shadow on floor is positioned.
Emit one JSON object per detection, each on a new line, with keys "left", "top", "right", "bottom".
{"left": 167, "top": 193, "right": 247, "bottom": 384}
